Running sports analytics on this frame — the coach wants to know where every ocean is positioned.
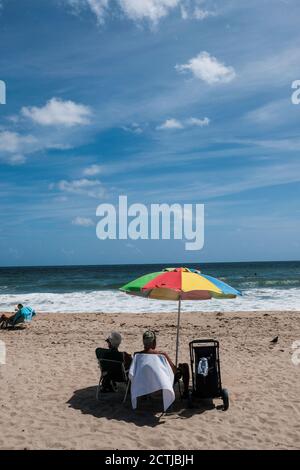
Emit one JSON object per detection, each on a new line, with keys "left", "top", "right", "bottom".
{"left": 0, "top": 261, "right": 299, "bottom": 313}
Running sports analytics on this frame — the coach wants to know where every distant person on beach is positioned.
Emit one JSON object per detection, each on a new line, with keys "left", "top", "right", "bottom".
{"left": 95, "top": 331, "right": 132, "bottom": 391}
{"left": 0, "top": 304, "right": 36, "bottom": 327}
{"left": 136, "top": 330, "right": 190, "bottom": 398}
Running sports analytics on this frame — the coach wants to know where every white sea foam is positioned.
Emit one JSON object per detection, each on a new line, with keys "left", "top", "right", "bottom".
{"left": 0, "top": 288, "right": 299, "bottom": 313}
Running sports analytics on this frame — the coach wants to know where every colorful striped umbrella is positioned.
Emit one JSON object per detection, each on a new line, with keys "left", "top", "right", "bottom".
{"left": 120, "top": 267, "right": 241, "bottom": 365}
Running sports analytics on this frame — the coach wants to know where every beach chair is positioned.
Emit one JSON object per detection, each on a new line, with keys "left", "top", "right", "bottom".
{"left": 128, "top": 353, "right": 175, "bottom": 412}
{"left": 0, "top": 307, "right": 36, "bottom": 330}
{"left": 0, "top": 314, "right": 26, "bottom": 330}
{"left": 188, "top": 339, "right": 229, "bottom": 411}
{"left": 95, "top": 347, "right": 130, "bottom": 402}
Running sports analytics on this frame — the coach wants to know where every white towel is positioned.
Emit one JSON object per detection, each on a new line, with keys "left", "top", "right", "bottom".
{"left": 129, "top": 354, "right": 175, "bottom": 412}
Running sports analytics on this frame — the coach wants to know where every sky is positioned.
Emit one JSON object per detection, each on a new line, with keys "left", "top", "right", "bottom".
{"left": 0, "top": 0, "right": 300, "bottom": 266}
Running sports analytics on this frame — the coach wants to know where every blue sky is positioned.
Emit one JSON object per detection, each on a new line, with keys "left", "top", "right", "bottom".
{"left": 0, "top": 0, "right": 300, "bottom": 266}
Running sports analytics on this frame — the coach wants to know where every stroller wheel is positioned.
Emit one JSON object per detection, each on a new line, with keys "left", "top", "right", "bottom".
{"left": 221, "top": 388, "right": 229, "bottom": 411}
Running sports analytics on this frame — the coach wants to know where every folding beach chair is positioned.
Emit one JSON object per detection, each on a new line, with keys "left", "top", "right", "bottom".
{"left": 0, "top": 306, "right": 36, "bottom": 330}
{"left": 0, "top": 314, "right": 26, "bottom": 330}
{"left": 95, "top": 347, "right": 130, "bottom": 402}
{"left": 128, "top": 353, "right": 175, "bottom": 412}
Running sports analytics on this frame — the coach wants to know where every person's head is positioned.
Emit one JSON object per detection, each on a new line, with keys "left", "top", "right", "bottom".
{"left": 15, "top": 304, "right": 23, "bottom": 312}
{"left": 105, "top": 331, "right": 122, "bottom": 350}
{"left": 143, "top": 330, "right": 156, "bottom": 350}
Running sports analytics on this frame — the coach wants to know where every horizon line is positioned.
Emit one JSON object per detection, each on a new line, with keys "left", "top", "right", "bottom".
{"left": 0, "top": 259, "right": 299, "bottom": 269}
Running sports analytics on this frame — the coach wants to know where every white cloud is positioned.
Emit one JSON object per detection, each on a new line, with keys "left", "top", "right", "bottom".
{"left": 186, "top": 116, "right": 210, "bottom": 127}
{"left": 53, "top": 178, "right": 106, "bottom": 198}
{"left": 245, "top": 99, "right": 289, "bottom": 126}
{"left": 181, "top": 2, "right": 217, "bottom": 21}
{"left": 86, "top": 0, "right": 109, "bottom": 22}
{"left": 157, "top": 116, "right": 210, "bottom": 130}
{"left": 0, "top": 128, "right": 77, "bottom": 165}
{"left": 0, "top": 131, "right": 38, "bottom": 165}
{"left": 157, "top": 118, "right": 184, "bottom": 130}
{"left": 66, "top": 0, "right": 216, "bottom": 25}
{"left": 0, "top": 131, "right": 37, "bottom": 153}
{"left": 122, "top": 122, "right": 144, "bottom": 134}
{"left": 72, "top": 216, "right": 95, "bottom": 227}
{"left": 7, "top": 154, "right": 26, "bottom": 165}
{"left": 193, "top": 7, "right": 215, "bottom": 19}
{"left": 119, "top": 0, "right": 180, "bottom": 23}
{"left": 68, "top": 0, "right": 109, "bottom": 23}
{"left": 83, "top": 164, "right": 103, "bottom": 176}
{"left": 176, "top": 51, "right": 236, "bottom": 84}
{"left": 180, "top": 5, "right": 188, "bottom": 18}
{"left": 21, "top": 98, "right": 92, "bottom": 127}
{"left": 7, "top": 115, "right": 19, "bottom": 124}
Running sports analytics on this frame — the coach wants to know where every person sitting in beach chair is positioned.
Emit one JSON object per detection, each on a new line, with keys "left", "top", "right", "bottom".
{"left": 136, "top": 330, "right": 190, "bottom": 398}
{"left": 95, "top": 331, "right": 132, "bottom": 399}
{"left": 129, "top": 350, "right": 175, "bottom": 412}
{"left": 0, "top": 304, "right": 36, "bottom": 330}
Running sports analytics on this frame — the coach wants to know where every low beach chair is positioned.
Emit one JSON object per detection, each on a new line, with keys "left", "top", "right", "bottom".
{"left": 0, "top": 315, "right": 26, "bottom": 330}
{"left": 95, "top": 347, "right": 130, "bottom": 402}
{"left": 128, "top": 353, "right": 175, "bottom": 412}
{"left": 0, "top": 307, "right": 36, "bottom": 330}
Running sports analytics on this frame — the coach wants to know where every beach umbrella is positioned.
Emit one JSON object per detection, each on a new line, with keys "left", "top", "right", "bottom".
{"left": 120, "top": 267, "right": 241, "bottom": 366}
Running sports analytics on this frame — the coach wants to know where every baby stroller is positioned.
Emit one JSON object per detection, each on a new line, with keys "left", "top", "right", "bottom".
{"left": 188, "top": 339, "right": 229, "bottom": 411}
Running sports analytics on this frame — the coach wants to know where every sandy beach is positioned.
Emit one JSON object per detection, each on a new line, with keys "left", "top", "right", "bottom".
{"left": 0, "top": 310, "right": 300, "bottom": 450}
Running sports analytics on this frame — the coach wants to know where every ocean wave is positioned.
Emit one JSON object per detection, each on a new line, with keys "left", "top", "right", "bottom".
{"left": 0, "top": 288, "right": 299, "bottom": 313}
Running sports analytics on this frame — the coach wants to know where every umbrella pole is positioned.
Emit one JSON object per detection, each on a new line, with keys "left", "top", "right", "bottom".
{"left": 175, "top": 297, "right": 181, "bottom": 368}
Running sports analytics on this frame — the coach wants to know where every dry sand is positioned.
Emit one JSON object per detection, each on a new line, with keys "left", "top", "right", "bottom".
{"left": 0, "top": 310, "right": 300, "bottom": 450}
